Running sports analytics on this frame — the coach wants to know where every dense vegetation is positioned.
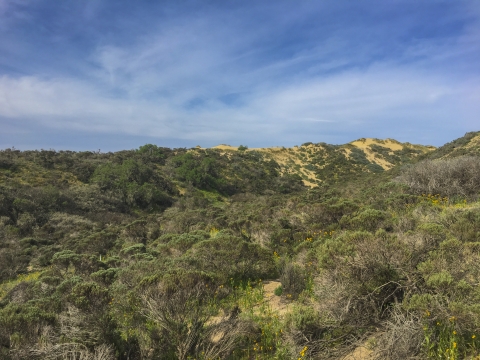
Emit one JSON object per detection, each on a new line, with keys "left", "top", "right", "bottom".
{"left": 1, "top": 132, "right": 480, "bottom": 359}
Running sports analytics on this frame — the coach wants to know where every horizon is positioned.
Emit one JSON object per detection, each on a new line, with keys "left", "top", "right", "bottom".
{"left": 1, "top": 134, "right": 443, "bottom": 152}
{"left": 1, "top": 1, "right": 479, "bottom": 151}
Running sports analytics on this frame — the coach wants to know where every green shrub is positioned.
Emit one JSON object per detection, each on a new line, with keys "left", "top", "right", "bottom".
{"left": 348, "top": 208, "right": 387, "bottom": 231}
{"left": 122, "top": 243, "right": 146, "bottom": 255}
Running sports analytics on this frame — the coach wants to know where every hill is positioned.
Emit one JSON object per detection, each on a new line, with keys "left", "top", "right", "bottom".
{"left": 418, "top": 131, "right": 480, "bottom": 160}
{"left": 211, "top": 138, "right": 434, "bottom": 187}
{"left": 0, "top": 134, "right": 479, "bottom": 360}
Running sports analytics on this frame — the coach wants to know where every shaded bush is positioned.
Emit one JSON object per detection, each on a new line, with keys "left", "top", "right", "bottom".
{"left": 279, "top": 262, "right": 306, "bottom": 299}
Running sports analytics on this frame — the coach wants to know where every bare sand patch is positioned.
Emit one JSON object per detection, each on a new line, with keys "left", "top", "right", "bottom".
{"left": 262, "top": 281, "right": 290, "bottom": 316}
{"left": 342, "top": 345, "right": 373, "bottom": 360}
{"left": 350, "top": 138, "right": 399, "bottom": 170}
{"left": 213, "top": 145, "right": 238, "bottom": 151}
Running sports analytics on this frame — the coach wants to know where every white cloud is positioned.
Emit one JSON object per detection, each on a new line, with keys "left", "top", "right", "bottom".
{"left": 1, "top": 59, "right": 477, "bottom": 147}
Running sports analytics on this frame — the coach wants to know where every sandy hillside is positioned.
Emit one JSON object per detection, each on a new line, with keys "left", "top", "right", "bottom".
{"left": 207, "top": 139, "right": 434, "bottom": 188}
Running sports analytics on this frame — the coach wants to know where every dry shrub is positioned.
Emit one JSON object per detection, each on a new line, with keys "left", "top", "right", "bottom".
{"left": 140, "top": 272, "right": 255, "bottom": 359}
{"left": 9, "top": 313, "right": 115, "bottom": 360}
{"left": 19, "top": 342, "right": 115, "bottom": 360}
{"left": 314, "top": 275, "right": 352, "bottom": 323}
{"left": 397, "top": 156, "right": 480, "bottom": 198}
{"left": 200, "top": 313, "right": 256, "bottom": 360}
{"left": 47, "top": 212, "right": 95, "bottom": 232}
{"left": 281, "top": 272, "right": 378, "bottom": 359}
{"left": 318, "top": 231, "right": 413, "bottom": 324}
{"left": 373, "top": 307, "right": 423, "bottom": 360}
{"left": 280, "top": 262, "right": 306, "bottom": 299}
{"left": 393, "top": 213, "right": 417, "bottom": 232}
{"left": 283, "top": 293, "right": 361, "bottom": 359}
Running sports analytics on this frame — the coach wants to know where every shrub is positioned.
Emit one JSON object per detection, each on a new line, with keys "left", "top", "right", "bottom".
{"left": 348, "top": 208, "right": 387, "bottom": 232}
{"left": 374, "top": 307, "right": 423, "bottom": 360}
{"left": 316, "top": 231, "right": 411, "bottom": 323}
{"left": 280, "top": 262, "right": 306, "bottom": 299}
{"left": 397, "top": 156, "right": 480, "bottom": 198}
{"left": 186, "top": 233, "right": 277, "bottom": 281}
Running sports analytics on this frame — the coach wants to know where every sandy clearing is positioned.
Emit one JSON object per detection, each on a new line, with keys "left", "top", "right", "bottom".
{"left": 262, "top": 281, "right": 290, "bottom": 316}
{"left": 369, "top": 153, "right": 393, "bottom": 169}
{"left": 342, "top": 345, "right": 374, "bottom": 360}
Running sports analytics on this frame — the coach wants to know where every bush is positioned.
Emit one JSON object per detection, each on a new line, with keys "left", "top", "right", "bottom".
{"left": 170, "top": 152, "right": 220, "bottom": 190}
{"left": 348, "top": 208, "right": 387, "bottom": 232}
{"left": 397, "top": 156, "right": 480, "bottom": 198}
{"left": 185, "top": 233, "right": 277, "bottom": 281}
{"left": 316, "top": 231, "right": 411, "bottom": 323}
{"left": 280, "top": 262, "right": 306, "bottom": 299}
{"left": 91, "top": 159, "right": 174, "bottom": 209}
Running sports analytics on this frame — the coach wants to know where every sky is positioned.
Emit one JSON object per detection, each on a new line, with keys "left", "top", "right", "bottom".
{"left": 0, "top": 0, "right": 479, "bottom": 151}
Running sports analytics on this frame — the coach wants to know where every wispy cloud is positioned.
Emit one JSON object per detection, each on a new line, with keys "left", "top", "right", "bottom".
{"left": 0, "top": 0, "right": 479, "bottom": 149}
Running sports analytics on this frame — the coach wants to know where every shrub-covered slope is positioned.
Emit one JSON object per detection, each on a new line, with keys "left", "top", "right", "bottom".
{"left": 419, "top": 131, "right": 480, "bottom": 160}
{"left": 0, "top": 135, "right": 479, "bottom": 360}
{"left": 211, "top": 138, "right": 433, "bottom": 187}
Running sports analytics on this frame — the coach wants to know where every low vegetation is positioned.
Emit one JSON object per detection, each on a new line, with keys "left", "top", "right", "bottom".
{"left": 0, "top": 132, "right": 479, "bottom": 359}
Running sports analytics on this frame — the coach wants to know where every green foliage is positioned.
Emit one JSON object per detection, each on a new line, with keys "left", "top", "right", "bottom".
{"left": 185, "top": 232, "right": 277, "bottom": 282}
{"left": 51, "top": 250, "right": 81, "bottom": 271}
{"left": 1, "top": 135, "right": 480, "bottom": 359}
{"left": 349, "top": 147, "right": 370, "bottom": 165}
{"left": 136, "top": 144, "right": 170, "bottom": 164}
{"left": 91, "top": 159, "right": 174, "bottom": 209}
{"left": 171, "top": 152, "right": 220, "bottom": 190}
{"left": 348, "top": 208, "right": 387, "bottom": 231}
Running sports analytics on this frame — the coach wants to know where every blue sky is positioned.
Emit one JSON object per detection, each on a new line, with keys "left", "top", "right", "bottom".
{"left": 0, "top": 0, "right": 479, "bottom": 150}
